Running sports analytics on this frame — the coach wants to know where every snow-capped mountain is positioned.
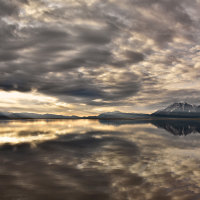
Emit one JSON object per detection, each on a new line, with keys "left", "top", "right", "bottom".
{"left": 152, "top": 102, "right": 200, "bottom": 117}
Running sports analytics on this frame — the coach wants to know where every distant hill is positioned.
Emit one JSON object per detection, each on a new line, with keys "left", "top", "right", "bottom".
{"left": 98, "top": 111, "right": 149, "bottom": 119}
{"left": 0, "top": 110, "right": 149, "bottom": 120}
{"left": 152, "top": 102, "right": 200, "bottom": 118}
{"left": 0, "top": 112, "right": 79, "bottom": 119}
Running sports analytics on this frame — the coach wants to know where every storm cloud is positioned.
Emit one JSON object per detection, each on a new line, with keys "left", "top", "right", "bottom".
{"left": 0, "top": 0, "right": 200, "bottom": 114}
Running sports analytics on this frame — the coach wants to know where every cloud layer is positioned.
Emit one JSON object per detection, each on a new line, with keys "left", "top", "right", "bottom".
{"left": 0, "top": 0, "right": 200, "bottom": 114}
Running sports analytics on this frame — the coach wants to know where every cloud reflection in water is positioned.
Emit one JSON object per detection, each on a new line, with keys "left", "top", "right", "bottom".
{"left": 0, "top": 119, "right": 200, "bottom": 200}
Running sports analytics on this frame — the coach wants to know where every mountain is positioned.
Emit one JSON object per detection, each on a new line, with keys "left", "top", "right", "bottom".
{"left": 152, "top": 102, "right": 200, "bottom": 118}
{"left": 98, "top": 111, "right": 149, "bottom": 119}
{"left": 0, "top": 112, "right": 79, "bottom": 119}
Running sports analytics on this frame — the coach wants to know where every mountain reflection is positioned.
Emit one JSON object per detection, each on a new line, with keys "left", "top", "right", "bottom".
{"left": 151, "top": 119, "right": 200, "bottom": 136}
{"left": 99, "top": 119, "right": 200, "bottom": 135}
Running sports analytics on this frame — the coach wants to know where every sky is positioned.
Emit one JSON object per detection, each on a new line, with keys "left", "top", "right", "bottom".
{"left": 0, "top": 0, "right": 200, "bottom": 116}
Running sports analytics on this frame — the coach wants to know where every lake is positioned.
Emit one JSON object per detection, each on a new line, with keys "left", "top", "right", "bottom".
{"left": 0, "top": 119, "right": 200, "bottom": 200}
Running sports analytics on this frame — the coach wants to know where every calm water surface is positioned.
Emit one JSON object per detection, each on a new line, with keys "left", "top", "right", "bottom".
{"left": 0, "top": 119, "right": 200, "bottom": 200}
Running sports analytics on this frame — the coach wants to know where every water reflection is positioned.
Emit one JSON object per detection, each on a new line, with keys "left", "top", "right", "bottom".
{"left": 151, "top": 119, "right": 200, "bottom": 136}
{"left": 0, "top": 119, "right": 200, "bottom": 200}
{"left": 0, "top": 119, "right": 114, "bottom": 145}
{"left": 100, "top": 119, "right": 200, "bottom": 136}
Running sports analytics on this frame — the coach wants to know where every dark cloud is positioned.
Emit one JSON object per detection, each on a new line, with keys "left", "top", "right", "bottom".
{"left": 0, "top": 20, "right": 17, "bottom": 41}
{"left": 124, "top": 50, "right": 145, "bottom": 63}
{"left": 0, "top": 51, "right": 19, "bottom": 61}
{"left": 37, "top": 71, "right": 140, "bottom": 103}
{"left": 33, "top": 27, "right": 70, "bottom": 41}
{"left": 0, "top": 0, "right": 18, "bottom": 16}
{"left": 128, "top": 0, "right": 193, "bottom": 25}
{"left": 76, "top": 26, "right": 113, "bottom": 45}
